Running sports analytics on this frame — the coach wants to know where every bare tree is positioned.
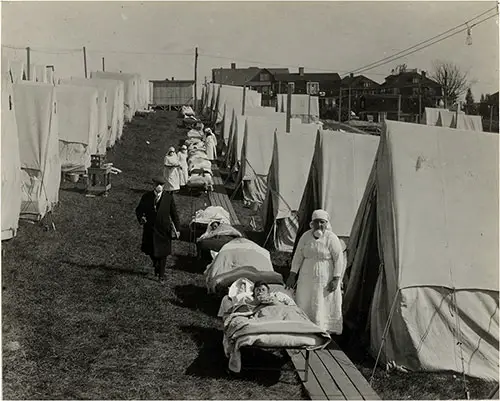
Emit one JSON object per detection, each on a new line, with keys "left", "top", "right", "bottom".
{"left": 430, "top": 61, "right": 469, "bottom": 108}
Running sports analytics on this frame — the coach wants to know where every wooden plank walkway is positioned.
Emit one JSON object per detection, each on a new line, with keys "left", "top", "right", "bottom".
{"left": 209, "top": 164, "right": 241, "bottom": 226}
{"left": 287, "top": 341, "right": 380, "bottom": 400}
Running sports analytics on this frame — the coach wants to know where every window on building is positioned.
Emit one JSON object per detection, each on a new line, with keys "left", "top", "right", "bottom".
{"left": 412, "top": 87, "right": 419, "bottom": 95}
{"left": 307, "top": 82, "right": 319, "bottom": 95}
{"left": 262, "top": 86, "right": 270, "bottom": 95}
{"left": 393, "top": 88, "right": 399, "bottom": 95}
{"left": 289, "top": 82, "right": 295, "bottom": 93}
{"left": 363, "top": 82, "right": 370, "bottom": 88}
{"left": 260, "top": 73, "right": 271, "bottom": 82}
{"left": 412, "top": 77, "right": 419, "bottom": 84}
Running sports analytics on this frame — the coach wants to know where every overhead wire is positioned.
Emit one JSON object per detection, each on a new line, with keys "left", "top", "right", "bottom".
{"left": 348, "top": 8, "right": 498, "bottom": 75}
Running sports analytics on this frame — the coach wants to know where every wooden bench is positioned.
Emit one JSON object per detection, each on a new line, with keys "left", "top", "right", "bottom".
{"left": 287, "top": 341, "right": 380, "bottom": 400}
{"left": 208, "top": 165, "right": 241, "bottom": 226}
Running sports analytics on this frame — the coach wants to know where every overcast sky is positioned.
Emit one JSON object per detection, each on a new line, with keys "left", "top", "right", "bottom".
{"left": 2, "top": 1, "right": 498, "bottom": 100}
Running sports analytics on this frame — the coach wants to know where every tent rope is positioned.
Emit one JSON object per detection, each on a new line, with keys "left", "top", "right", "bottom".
{"left": 369, "top": 285, "right": 399, "bottom": 385}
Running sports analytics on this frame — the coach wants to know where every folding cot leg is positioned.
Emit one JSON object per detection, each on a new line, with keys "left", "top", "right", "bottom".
{"left": 304, "top": 350, "right": 310, "bottom": 383}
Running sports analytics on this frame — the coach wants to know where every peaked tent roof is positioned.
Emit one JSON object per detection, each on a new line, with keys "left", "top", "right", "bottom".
{"left": 295, "top": 129, "right": 379, "bottom": 239}
{"left": 343, "top": 120, "right": 499, "bottom": 381}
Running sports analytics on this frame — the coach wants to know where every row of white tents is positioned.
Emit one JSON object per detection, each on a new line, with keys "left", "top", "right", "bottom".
{"left": 2, "top": 58, "right": 152, "bottom": 240}
{"left": 200, "top": 82, "right": 498, "bottom": 382}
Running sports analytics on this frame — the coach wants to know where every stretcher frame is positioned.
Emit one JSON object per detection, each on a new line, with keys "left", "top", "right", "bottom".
{"left": 239, "top": 345, "right": 310, "bottom": 382}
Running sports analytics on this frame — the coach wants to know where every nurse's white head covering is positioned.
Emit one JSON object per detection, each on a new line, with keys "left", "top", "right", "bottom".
{"left": 311, "top": 209, "right": 329, "bottom": 222}
{"left": 309, "top": 209, "right": 333, "bottom": 232}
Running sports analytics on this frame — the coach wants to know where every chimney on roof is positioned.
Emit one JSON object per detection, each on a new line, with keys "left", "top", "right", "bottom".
{"left": 421, "top": 71, "right": 426, "bottom": 78}
{"left": 299, "top": 67, "right": 304, "bottom": 76}
{"left": 172, "top": 77, "right": 174, "bottom": 81}
{"left": 350, "top": 73, "right": 354, "bottom": 78}
{"left": 231, "top": 63, "right": 236, "bottom": 69}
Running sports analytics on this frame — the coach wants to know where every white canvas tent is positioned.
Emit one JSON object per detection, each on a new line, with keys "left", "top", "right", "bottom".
{"left": 56, "top": 84, "right": 99, "bottom": 172}
{"left": 92, "top": 71, "right": 137, "bottom": 122}
{"left": 277, "top": 94, "right": 320, "bottom": 122}
{"left": 13, "top": 82, "right": 61, "bottom": 221}
{"left": 1, "top": 71, "right": 22, "bottom": 239}
{"left": 343, "top": 120, "right": 499, "bottom": 381}
{"left": 239, "top": 115, "right": 303, "bottom": 206}
{"left": 87, "top": 77, "right": 125, "bottom": 146}
{"left": 8, "top": 60, "right": 26, "bottom": 83}
{"left": 61, "top": 78, "right": 109, "bottom": 154}
{"left": 262, "top": 130, "right": 318, "bottom": 251}
{"left": 454, "top": 113, "right": 483, "bottom": 131}
{"left": 294, "top": 129, "right": 379, "bottom": 240}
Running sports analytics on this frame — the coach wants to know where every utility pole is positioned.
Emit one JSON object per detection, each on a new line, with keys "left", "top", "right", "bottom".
{"left": 286, "top": 82, "right": 293, "bottom": 133}
{"left": 418, "top": 82, "right": 422, "bottom": 124}
{"left": 455, "top": 100, "right": 461, "bottom": 127}
{"left": 443, "top": 69, "right": 448, "bottom": 108}
{"left": 102, "top": 57, "right": 105, "bottom": 72}
{"left": 26, "top": 47, "right": 31, "bottom": 80}
{"left": 338, "top": 88, "right": 342, "bottom": 122}
{"left": 397, "top": 94, "right": 402, "bottom": 121}
{"left": 194, "top": 47, "right": 198, "bottom": 111}
{"left": 348, "top": 85, "right": 352, "bottom": 122}
{"left": 82, "top": 46, "right": 88, "bottom": 78}
{"left": 308, "top": 94, "right": 311, "bottom": 123}
{"left": 242, "top": 85, "right": 247, "bottom": 116}
{"left": 489, "top": 105, "right": 493, "bottom": 132}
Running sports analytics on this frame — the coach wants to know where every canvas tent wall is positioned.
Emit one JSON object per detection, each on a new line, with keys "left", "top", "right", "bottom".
{"left": 56, "top": 84, "right": 99, "bottom": 172}
{"left": 61, "top": 78, "right": 108, "bottom": 154}
{"left": 262, "top": 130, "right": 318, "bottom": 251}
{"left": 277, "top": 94, "right": 320, "bottom": 122}
{"left": 87, "top": 77, "right": 125, "bottom": 146}
{"left": 2, "top": 71, "right": 22, "bottom": 239}
{"left": 239, "top": 115, "right": 303, "bottom": 207}
{"left": 343, "top": 120, "right": 499, "bottom": 381}
{"left": 92, "top": 71, "right": 137, "bottom": 122}
{"left": 294, "top": 129, "right": 379, "bottom": 243}
{"left": 454, "top": 113, "right": 483, "bottom": 131}
{"left": 13, "top": 82, "right": 60, "bottom": 221}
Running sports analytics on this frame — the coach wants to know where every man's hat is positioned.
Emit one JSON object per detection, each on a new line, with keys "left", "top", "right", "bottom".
{"left": 152, "top": 175, "right": 166, "bottom": 185}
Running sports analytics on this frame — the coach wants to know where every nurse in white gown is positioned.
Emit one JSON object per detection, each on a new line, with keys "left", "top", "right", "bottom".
{"left": 286, "top": 209, "right": 345, "bottom": 333}
{"left": 204, "top": 128, "right": 217, "bottom": 161}
{"left": 163, "top": 147, "right": 181, "bottom": 192}
{"left": 177, "top": 145, "right": 188, "bottom": 186}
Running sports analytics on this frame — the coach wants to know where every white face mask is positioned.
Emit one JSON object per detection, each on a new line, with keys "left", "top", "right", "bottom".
{"left": 313, "top": 229, "right": 324, "bottom": 239}
{"left": 154, "top": 185, "right": 163, "bottom": 195}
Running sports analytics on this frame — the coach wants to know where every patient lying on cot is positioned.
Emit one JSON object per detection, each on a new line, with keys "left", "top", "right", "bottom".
{"left": 196, "top": 220, "right": 244, "bottom": 261}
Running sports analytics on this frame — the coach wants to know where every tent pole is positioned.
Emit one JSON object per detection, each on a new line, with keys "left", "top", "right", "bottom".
{"left": 26, "top": 47, "right": 31, "bottom": 80}
{"left": 286, "top": 83, "right": 292, "bottom": 133}
{"left": 82, "top": 46, "right": 88, "bottom": 78}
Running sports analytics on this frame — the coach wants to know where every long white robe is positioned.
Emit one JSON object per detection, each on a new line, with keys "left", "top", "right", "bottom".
{"left": 163, "top": 153, "right": 181, "bottom": 192}
{"left": 177, "top": 150, "right": 188, "bottom": 186}
{"left": 205, "top": 135, "right": 217, "bottom": 161}
{"left": 290, "top": 229, "right": 345, "bottom": 333}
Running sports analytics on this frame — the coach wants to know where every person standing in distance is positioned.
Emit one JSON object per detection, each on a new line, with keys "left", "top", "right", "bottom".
{"left": 136, "top": 176, "right": 180, "bottom": 284}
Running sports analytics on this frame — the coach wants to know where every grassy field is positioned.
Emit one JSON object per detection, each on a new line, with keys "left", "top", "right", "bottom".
{"left": 2, "top": 110, "right": 497, "bottom": 399}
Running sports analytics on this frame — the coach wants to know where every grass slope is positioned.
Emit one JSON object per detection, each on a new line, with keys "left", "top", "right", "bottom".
{"left": 2, "top": 111, "right": 304, "bottom": 400}
{"left": 3, "top": 111, "right": 497, "bottom": 400}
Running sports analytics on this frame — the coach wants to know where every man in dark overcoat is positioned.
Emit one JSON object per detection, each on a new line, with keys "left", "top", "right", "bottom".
{"left": 135, "top": 176, "right": 180, "bottom": 283}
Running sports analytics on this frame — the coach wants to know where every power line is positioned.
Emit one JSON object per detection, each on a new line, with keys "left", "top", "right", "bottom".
{"left": 348, "top": 7, "right": 498, "bottom": 75}
{"left": 352, "top": 12, "right": 498, "bottom": 75}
